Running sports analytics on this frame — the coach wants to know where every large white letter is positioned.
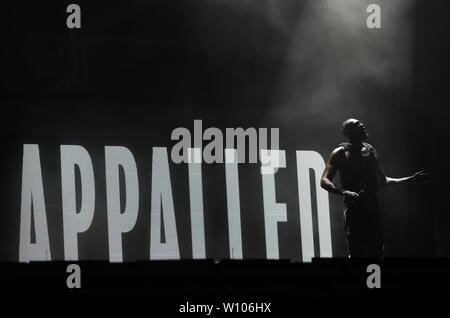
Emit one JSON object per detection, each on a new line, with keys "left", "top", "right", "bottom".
{"left": 19, "top": 144, "right": 51, "bottom": 262}
{"left": 224, "top": 149, "right": 243, "bottom": 259}
{"left": 105, "top": 146, "right": 139, "bottom": 262}
{"left": 261, "top": 149, "right": 287, "bottom": 259}
{"left": 61, "top": 145, "right": 95, "bottom": 261}
{"left": 150, "top": 147, "right": 180, "bottom": 259}
{"left": 296, "top": 151, "right": 332, "bottom": 262}
{"left": 188, "top": 148, "right": 206, "bottom": 259}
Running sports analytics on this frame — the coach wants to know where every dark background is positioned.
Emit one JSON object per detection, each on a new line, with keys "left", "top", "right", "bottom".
{"left": 0, "top": 0, "right": 449, "bottom": 262}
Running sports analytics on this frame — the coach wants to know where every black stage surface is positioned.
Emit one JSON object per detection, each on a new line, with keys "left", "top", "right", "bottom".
{"left": 1, "top": 259, "right": 449, "bottom": 308}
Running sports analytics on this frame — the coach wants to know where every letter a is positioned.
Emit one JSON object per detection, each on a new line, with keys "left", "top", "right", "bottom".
{"left": 66, "top": 4, "right": 81, "bottom": 29}
{"left": 66, "top": 264, "right": 81, "bottom": 289}
{"left": 19, "top": 145, "right": 51, "bottom": 262}
{"left": 366, "top": 264, "right": 381, "bottom": 288}
{"left": 150, "top": 147, "right": 180, "bottom": 260}
{"left": 366, "top": 4, "right": 381, "bottom": 29}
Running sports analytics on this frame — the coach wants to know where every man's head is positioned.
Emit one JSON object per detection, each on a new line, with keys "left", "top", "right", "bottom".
{"left": 342, "top": 118, "right": 369, "bottom": 142}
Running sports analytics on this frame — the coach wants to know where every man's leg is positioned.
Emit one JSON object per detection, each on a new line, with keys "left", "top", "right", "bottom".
{"left": 343, "top": 207, "right": 365, "bottom": 258}
{"left": 365, "top": 223, "right": 384, "bottom": 258}
{"left": 347, "top": 232, "right": 366, "bottom": 258}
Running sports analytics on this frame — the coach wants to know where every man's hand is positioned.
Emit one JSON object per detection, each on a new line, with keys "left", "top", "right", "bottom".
{"left": 343, "top": 190, "right": 360, "bottom": 200}
{"left": 411, "top": 170, "right": 429, "bottom": 184}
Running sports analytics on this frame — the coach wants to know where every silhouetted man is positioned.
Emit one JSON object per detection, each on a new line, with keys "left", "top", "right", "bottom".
{"left": 320, "top": 118, "right": 428, "bottom": 258}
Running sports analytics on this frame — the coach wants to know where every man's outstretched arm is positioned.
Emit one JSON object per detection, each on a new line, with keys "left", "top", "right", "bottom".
{"left": 375, "top": 151, "right": 429, "bottom": 186}
{"left": 321, "top": 147, "right": 361, "bottom": 199}
{"left": 384, "top": 171, "right": 428, "bottom": 186}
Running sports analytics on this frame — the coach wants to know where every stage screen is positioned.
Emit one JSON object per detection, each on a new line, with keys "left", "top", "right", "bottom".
{"left": 1, "top": 0, "right": 448, "bottom": 263}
